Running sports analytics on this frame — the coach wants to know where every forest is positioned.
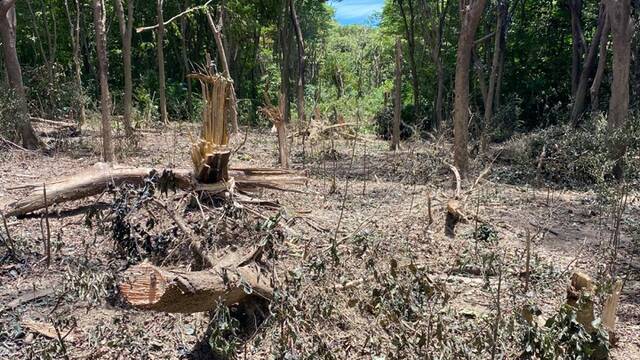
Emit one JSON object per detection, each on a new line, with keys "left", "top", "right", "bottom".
{"left": 0, "top": 0, "right": 639, "bottom": 358}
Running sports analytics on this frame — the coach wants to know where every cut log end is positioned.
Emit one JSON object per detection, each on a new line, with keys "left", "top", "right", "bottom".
{"left": 118, "top": 263, "right": 273, "bottom": 313}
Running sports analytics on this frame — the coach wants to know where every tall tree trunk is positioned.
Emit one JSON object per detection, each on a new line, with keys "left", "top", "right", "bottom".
{"left": 93, "top": 0, "right": 114, "bottom": 162}
{"left": 392, "top": 37, "right": 402, "bottom": 151}
{"left": 64, "top": 0, "right": 86, "bottom": 130}
{"left": 398, "top": 0, "right": 420, "bottom": 111}
{"left": 591, "top": 16, "right": 611, "bottom": 112}
{"left": 280, "top": 1, "right": 291, "bottom": 126}
{"left": 569, "top": 0, "right": 586, "bottom": 97}
{"left": 419, "top": 0, "right": 450, "bottom": 129}
{"left": 115, "top": 0, "right": 134, "bottom": 137}
{"left": 179, "top": 0, "right": 192, "bottom": 114}
{"left": 205, "top": 9, "right": 239, "bottom": 134}
{"left": 0, "top": 1, "right": 40, "bottom": 149}
{"left": 606, "top": 0, "right": 632, "bottom": 180}
{"left": 453, "top": 0, "right": 488, "bottom": 176}
{"left": 156, "top": 0, "right": 168, "bottom": 124}
{"left": 570, "top": 2, "right": 607, "bottom": 127}
{"left": 481, "top": 0, "right": 506, "bottom": 152}
{"left": 289, "top": 0, "right": 305, "bottom": 127}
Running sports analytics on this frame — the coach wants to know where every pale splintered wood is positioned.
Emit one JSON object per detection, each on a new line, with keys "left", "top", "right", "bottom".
{"left": 602, "top": 279, "right": 623, "bottom": 334}
{"left": 188, "top": 73, "right": 232, "bottom": 182}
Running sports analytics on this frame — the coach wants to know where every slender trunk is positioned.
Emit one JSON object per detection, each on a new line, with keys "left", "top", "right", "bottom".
{"left": 569, "top": 0, "right": 585, "bottom": 97}
{"left": 93, "top": 0, "right": 114, "bottom": 162}
{"left": 570, "top": 2, "right": 607, "bottom": 127}
{"left": 280, "top": 1, "right": 291, "bottom": 126}
{"left": 453, "top": 0, "right": 488, "bottom": 176}
{"left": 392, "top": 37, "right": 402, "bottom": 151}
{"left": 156, "top": 0, "right": 168, "bottom": 124}
{"left": 398, "top": 0, "right": 419, "bottom": 110}
{"left": 481, "top": 0, "right": 505, "bottom": 152}
{"left": 115, "top": 0, "right": 134, "bottom": 137}
{"left": 289, "top": 0, "right": 305, "bottom": 126}
{"left": 64, "top": 0, "right": 86, "bottom": 129}
{"left": 205, "top": 9, "right": 239, "bottom": 133}
{"left": 179, "top": 0, "right": 192, "bottom": 114}
{"left": 591, "top": 15, "right": 610, "bottom": 112}
{"left": 606, "top": 0, "right": 632, "bottom": 180}
{"left": 0, "top": 2, "right": 40, "bottom": 149}
{"left": 495, "top": 33, "right": 505, "bottom": 109}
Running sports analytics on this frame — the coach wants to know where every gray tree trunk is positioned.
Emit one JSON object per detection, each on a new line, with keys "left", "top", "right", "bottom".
{"left": 453, "top": 0, "right": 488, "bottom": 176}
{"left": 0, "top": 1, "right": 40, "bottom": 149}
{"left": 114, "top": 0, "right": 135, "bottom": 137}
{"left": 156, "top": 0, "right": 168, "bottom": 124}
{"left": 392, "top": 37, "right": 402, "bottom": 151}
{"left": 605, "top": 0, "right": 632, "bottom": 180}
{"left": 93, "top": 0, "right": 114, "bottom": 162}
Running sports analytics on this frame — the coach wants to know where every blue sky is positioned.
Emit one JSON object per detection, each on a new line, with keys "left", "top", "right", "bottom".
{"left": 329, "top": 0, "right": 384, "bottom": 26}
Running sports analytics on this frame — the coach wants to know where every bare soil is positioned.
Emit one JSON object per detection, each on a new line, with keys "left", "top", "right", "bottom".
{"left": 1, "top": 123, "right": 638, "bottom": 359}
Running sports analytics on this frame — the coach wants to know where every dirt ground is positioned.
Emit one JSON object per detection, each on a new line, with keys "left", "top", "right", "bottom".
{"left": 1, "top": 123, "right": 638, "bottom": 359}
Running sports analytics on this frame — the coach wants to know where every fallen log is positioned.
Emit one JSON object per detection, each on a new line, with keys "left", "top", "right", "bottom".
{"left": 4, "top": 164, "right": 305, "bottom": 217}
{"left": 118, "top": 262, "right": 272, "bottom": 313}
{"left": 4, "top": 164, "right": 192, "bottom": 217}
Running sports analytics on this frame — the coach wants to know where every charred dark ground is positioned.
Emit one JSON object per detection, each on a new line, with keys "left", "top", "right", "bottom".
{"left": 0, "top": 122, "right": 638, "bottom": 359}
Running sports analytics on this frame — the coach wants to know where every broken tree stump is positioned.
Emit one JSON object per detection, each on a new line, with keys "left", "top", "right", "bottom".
{"left": 566, "top": 272, "right": 595, "bottom": 332}
{"left": 118, "top": 262, "right": 272, "bottom": 313}
{"left": 602, "top": 279, "right": 623, "bottom": 341}
{"left": 188, "top": 73, "right": 232, "bottom": 183}
{"left": 445, "top": 200, "right": 467, "bottom": 237}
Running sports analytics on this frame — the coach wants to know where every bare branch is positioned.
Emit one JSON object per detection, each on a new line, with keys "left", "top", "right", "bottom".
{"left": 136, "top": 0, "right": 213, "bottom": 33}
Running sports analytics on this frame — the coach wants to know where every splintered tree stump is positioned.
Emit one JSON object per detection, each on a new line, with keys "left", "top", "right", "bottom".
{"left": 196, "top": 150, "right": 230, "bottom": 183}
{"left": 118, "top": 263, "right": 273, "bottom": 313}
{"left": 445, "top": 200, "right": 466, "bottom": 237}
{"left": 188, "top": 73, "right": 232, "bottom": 183}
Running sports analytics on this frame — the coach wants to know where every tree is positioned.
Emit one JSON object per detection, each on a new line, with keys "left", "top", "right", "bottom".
{"left": 289, "top": 0, "right": 306, "bottom": 126}
{"left": 481, "top": 0, "right": 507, "bottom": 151}
{"left": 157, "top": 0, "right": 168, "bottom": 124}
{"left": 605, "top": 0, "right": 632, "bottom": 179}
{"left": 569, "top": 0, "right": 586, "bottom": 98}
{"left": 391, "top": 36, "right": 402, "bottom": 151}
{"left": 114, "top": 0, "right": 135, "bottom": 137}
{"left": 0, "top": 0, "right": 40, "bottom": 149}
{"left": 397, "top": 0, "right": 420, "bottom": 111}
{"left": 453, "top": 0, "right": 488, "bottom": 175}
{"left": 64, "top": 0, "right": 87, "bottom": 129}
{"left": 419, "top": 0, "right": 451, "bottom": 129}
{"left": 570, "top": 1, "right": 607, "bottom": 126}
{"left": 93, "top": 0, "right": 114, "bottom": 162}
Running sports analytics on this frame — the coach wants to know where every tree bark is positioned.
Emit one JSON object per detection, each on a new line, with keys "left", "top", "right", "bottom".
{"left": 453, "top": 0, "right": 488, "bottom": 176}
{"left": 606, "top": 0, "right": 632, "bottom": 180}
{"left": 64, "top": 0, "right": 87, "bottom": 130}
{"left": 118, "top": 262, "right": 273, "bottom": 313}
{"left": 569, "top": 0, "right": 586, "bottom": 97}
{"left": 179, "top": 0, "right": 193, "bottom": 113}
{"left": 591, "top": 15, "right": 611, "bottom": 112}
{"left": 93, "top": 0, "right": 114, "bottom": 162}
{"left": 114, "top": 0, "right": 135, "bottom": 137}
{"left": 398, "top": 0, "right": 420, "bottom": 111}
{"left": 156, "top": 0, "right": 168, "bottom": 124}
{"left": 570, "top": 2, "right": 607, "bottom": 127}
{"left": 205, "top": 9, "right": 239, "bottom": 134}
{"left": 0, "top": 1, "right": 40, "bottom": 149}
{"left": 289, "top": 0, "right": 306, "bottom": 126}
{"left": 481, "top": 0, "right": 506, "bottom": 152}
{"left": 392, "top": 37, "right": 402, "bottom": 151}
